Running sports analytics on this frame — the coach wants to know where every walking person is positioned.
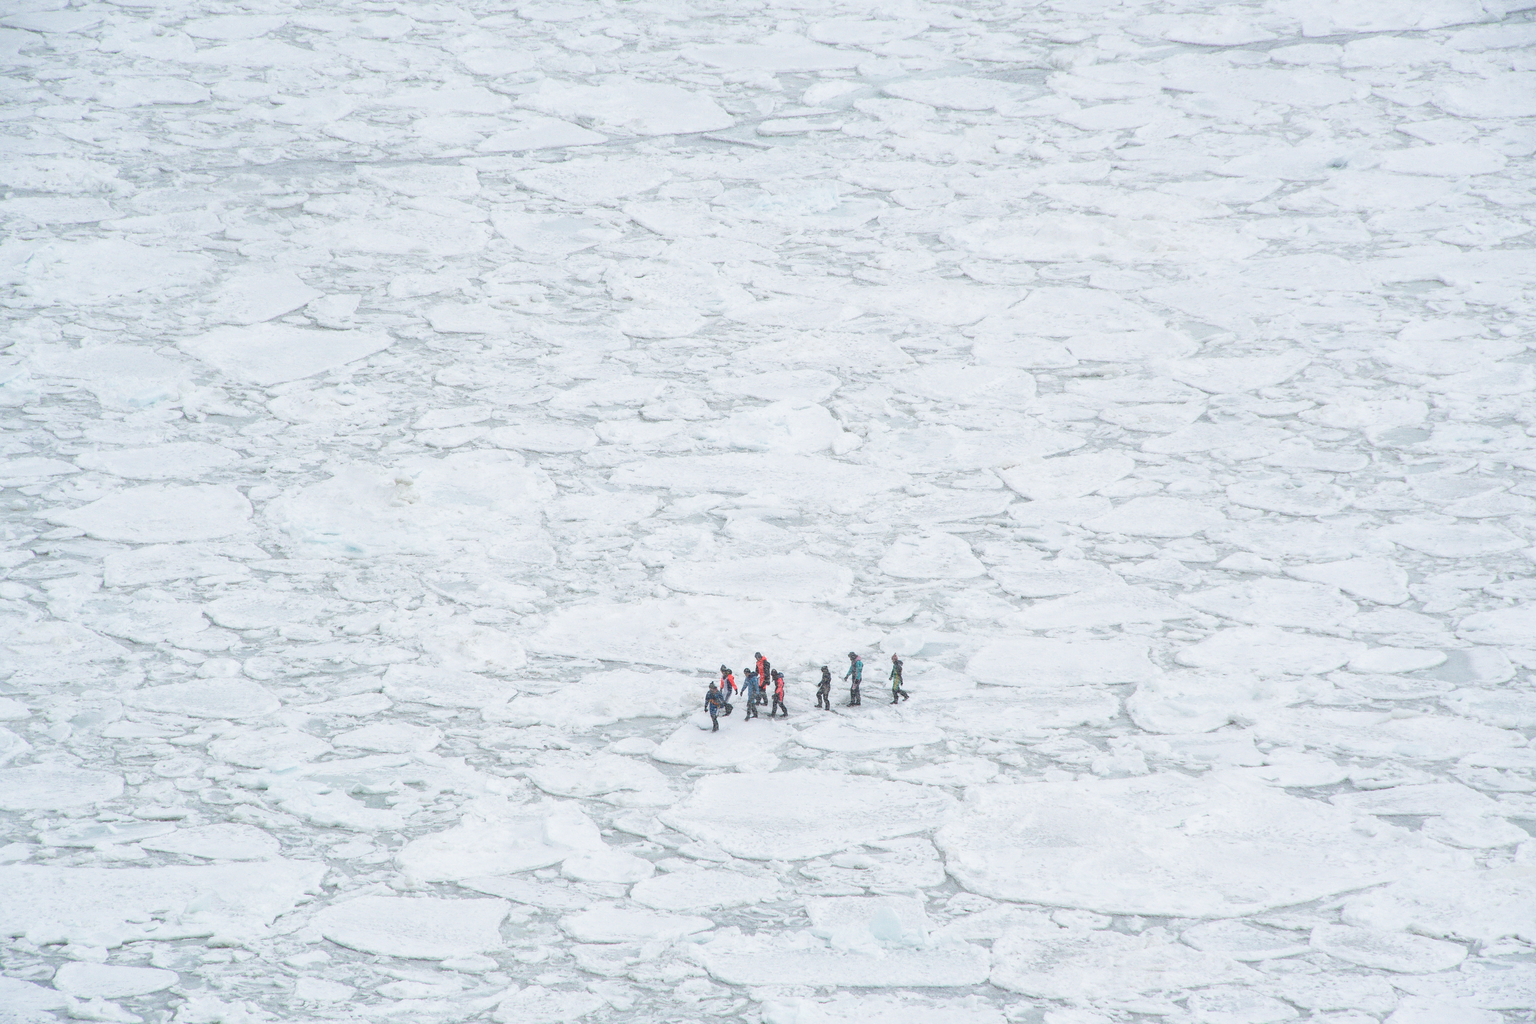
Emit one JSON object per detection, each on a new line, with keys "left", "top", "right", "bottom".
{"left": 743, "top": 667, "right": 760, "bottom": 720}
{"left": 754, "top": 652, "right": 771, "bottom": 705}
{"left": 816, "top": 666, "right": 832, "bottom": 710}
{"left": 770, "top": 670, "right": 787, "bottom": 717}
{"left": 720, "top": 664, "right": 737, "bottom": 704}
{"left": 705, "top": 682, "right": 727, "bottom": 732}
{"left": 844, "top": 651, "right": 863, "bottom": 706}
{"left": 889, "top": 653, "right": 909, "bottom": 703}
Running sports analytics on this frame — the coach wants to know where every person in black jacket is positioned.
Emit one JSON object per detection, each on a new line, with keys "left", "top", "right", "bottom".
{"left": 815, "top": 666, "right": 832, "bottom": 710}
{"left": 889, "top": 653, "right": 909, "bottom": 703}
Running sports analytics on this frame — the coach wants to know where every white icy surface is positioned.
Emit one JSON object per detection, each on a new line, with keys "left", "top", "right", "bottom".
{"left": 6, "top": 1, "right": 1536, "bottom": 1020}
{"left": 663, "top": 770, "right": 954, "bottom": 860}
{"left": 936, "top": 774, "right": 1460, "bottom": 917}
{"left": 312, "top": 895, "right": 509, "bottom": 960}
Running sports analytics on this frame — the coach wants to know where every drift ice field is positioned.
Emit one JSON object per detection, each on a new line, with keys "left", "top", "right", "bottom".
{"left": 2, "top": 0, "right": 1536, "bottom": 1020}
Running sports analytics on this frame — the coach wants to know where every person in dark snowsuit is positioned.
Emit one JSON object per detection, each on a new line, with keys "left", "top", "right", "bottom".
{"left": 743, "top": 668, "right": 760, "bottom": 719}
{"left": 889, "top": 653, "right": 909, "bottom": 703}
{"left": 770, "top": 670, "right": 787, "bottom": 717}
{"left": 844, "top": 651, "right": 863, "bottom": 706}
{"left": 816, "top": 666, "right": 832, "bottom": 710}
{"left": 705, "top": 683, "right": 727, "bottom": 732}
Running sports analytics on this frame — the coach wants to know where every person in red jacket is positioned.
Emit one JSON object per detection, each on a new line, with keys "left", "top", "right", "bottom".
{"left": 770, "top": 670, "right": 787, "bottom": 717}
{"left": 719, "top": 664, "right": 737, "bottom": 703}
{"left": 754, "top": 652, "right": 770, "bottom": 705}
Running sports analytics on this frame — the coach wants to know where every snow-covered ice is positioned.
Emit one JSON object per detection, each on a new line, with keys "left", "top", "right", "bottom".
{"left": 312, "top": 895, "right": 509, "bottom": 960}
{"left": 6, "top": 0, "right": 1536, "bottom": 1019}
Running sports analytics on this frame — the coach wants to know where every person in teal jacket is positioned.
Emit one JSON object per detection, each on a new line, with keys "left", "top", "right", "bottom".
{"left": 743, "top": 668, "right": 760, "bottom": 720}
{"left": 843, "top": 651, "right": 863, "bottom": 706}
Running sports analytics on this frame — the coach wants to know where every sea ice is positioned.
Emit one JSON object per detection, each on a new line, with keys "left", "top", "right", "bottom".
{"left": 493, "top": 986, "right": 607, "bottom": 1024}
{"left": 1288, "top": 557, "right": 1410, "bottom": 605}
{"left": 519, "top": 78, "right": 733, "bottom": 136}
{"left": 139, "top": 823, "right": 281, "bottom": 861}
{"left": 12, "top": 1, "right": 1536, "bottom": 1018}
{"left": 560, "top": 906, "right": 711, "bottom": 943}
{"left": 631, "top": 868, "right": 784, "bottom": 911}
{"left": 997, "top": 452, "right": 1135, "bottom": 501}
{"left": 1339, "top": 868, "right": 1536, "bottom": 945}
{"left": 699, "top": 934, "right": 988, "bottom": 988}
{"left": 1181, "top": 579, "right": 1358, "bottom": 629}
{"left": 1380, "top": 521, "right": 1525, "bottom": 558}
{"left": 1311, "top": 924, "right": 1467, "bottom": 973}
{"left": 531, "top": 596, "right": 873, "bottom": 670}
{"left": 936, "top": 773, "right": 1456, "bottom": 916}
{"left": 1252, "top": 707, "right": 1523, "bottom": 759}
{"left": 1444, "top": 689, "right": 1536, "bottom": 729}
{"left": 561, "top": 846, "right": 656, "bottom": 883}
{"left": 44, "top": 484, "right": 252, "bottom": 543}
{"left": 609, "top": 453, "right": 906, "bottom": 507}
{"left": 204, "top": 591, "right": 327, "bottom": 630}
{"left": 181, "top": 324, "right": 393, "bottom": 386}
{"left": 333, "top": 722, "right": 440, "bottom": 753}
{"left": 1176, "top": 627, "right": 1365, "bottom": 675}
{"left": 987, "top": 558, "right": 1121, "bottom": 598}
{"left": 123, "top": 678, "right": 280, "bottom": 719}
{"left": 52, "top": 962, "right": 178, "bottom": 999}
{"left": 652, "top": 714, "right": 791, "bottom": 771}
{"left": 761, "top": 993, "right": 1005, "bottom": 1024}
{"left": 1179, "top": 919, "right": 1311, "bottom": 961}
{"left": 992, "top": 927, "right": 1254, "bottom": 1002}
{"left": 662, "top": 770, "right": 953, "bottom": 860}
{"left": 684, "top": 34, "right": 860, "bottom": 72}
{"left": 14, "top": 238, "right": 213, "bottom": 307}
{"left": 268, "top": 452, "right": 555, "bottom": 558}
{"left": 796, "top": 718, "right": 944, "bottom": 753}
{"left": 0, "top": 765, "right": 122, "bottom": 810}
{"left": 662, "top": 555, "right": 852, "bottom": 602}
{"left": 399, "top": 802, "right": 601, "bottom": 881}
{"left": 382, "top": 665, "right": 510, "bottom": 709}
{"left": 0, "top": 860, "right": 324, "bottom": 948}
{"left": 209, "top": 728, "right": 331, "bottom": 768}
{"left": 969, "top": 638, "right": 1155, "bottom": 686}
{"left": 207, "top": 268, "right": 323, "bottom": 326}
{"left": 527, "top": 751, "right": 672, "bottom": 804}
{"left": 1018, "top": 585, "right": 1193, "bottom": 629}
{"left": 878, "top": 534, "right": 985, "bottom": 580}
{"left": 1082, "top": 496, "right": 1226, "bottom": 537}
{"left": 313, "top": 895, "right": 509, "bottom": 960}
{"left": 1456, "top": 605, "right": 1536, "bottom": 645}
{"left": 932, "top": 691, "right": 1120, "bottom": 737}
{"left": 1128, "top": 672, "right": 1308, "bottom": 734}
{"left": 76, "top": 442, "right": 239, "bottom": 481}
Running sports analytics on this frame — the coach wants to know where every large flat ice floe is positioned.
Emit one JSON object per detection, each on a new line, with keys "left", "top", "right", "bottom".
{"left": 0, "top": 860, "right": 323, "bottom": 947}
{"left": 936, "top": 774, "right": 1463, "bottom": 917}
{"left": 663, "top": 770, "right": 954, "bottom": 860}
{"left": 312, "top": 895, "right": 510, "bottom": 960}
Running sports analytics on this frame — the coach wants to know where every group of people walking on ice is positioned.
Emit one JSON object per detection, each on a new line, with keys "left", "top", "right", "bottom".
{"left": 703, "top": 650, "right": 909, "bottom": 732}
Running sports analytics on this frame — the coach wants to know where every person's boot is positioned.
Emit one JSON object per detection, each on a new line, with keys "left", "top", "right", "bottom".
{"left": 712, "top": 721, "right": 719, "bottom": 732}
